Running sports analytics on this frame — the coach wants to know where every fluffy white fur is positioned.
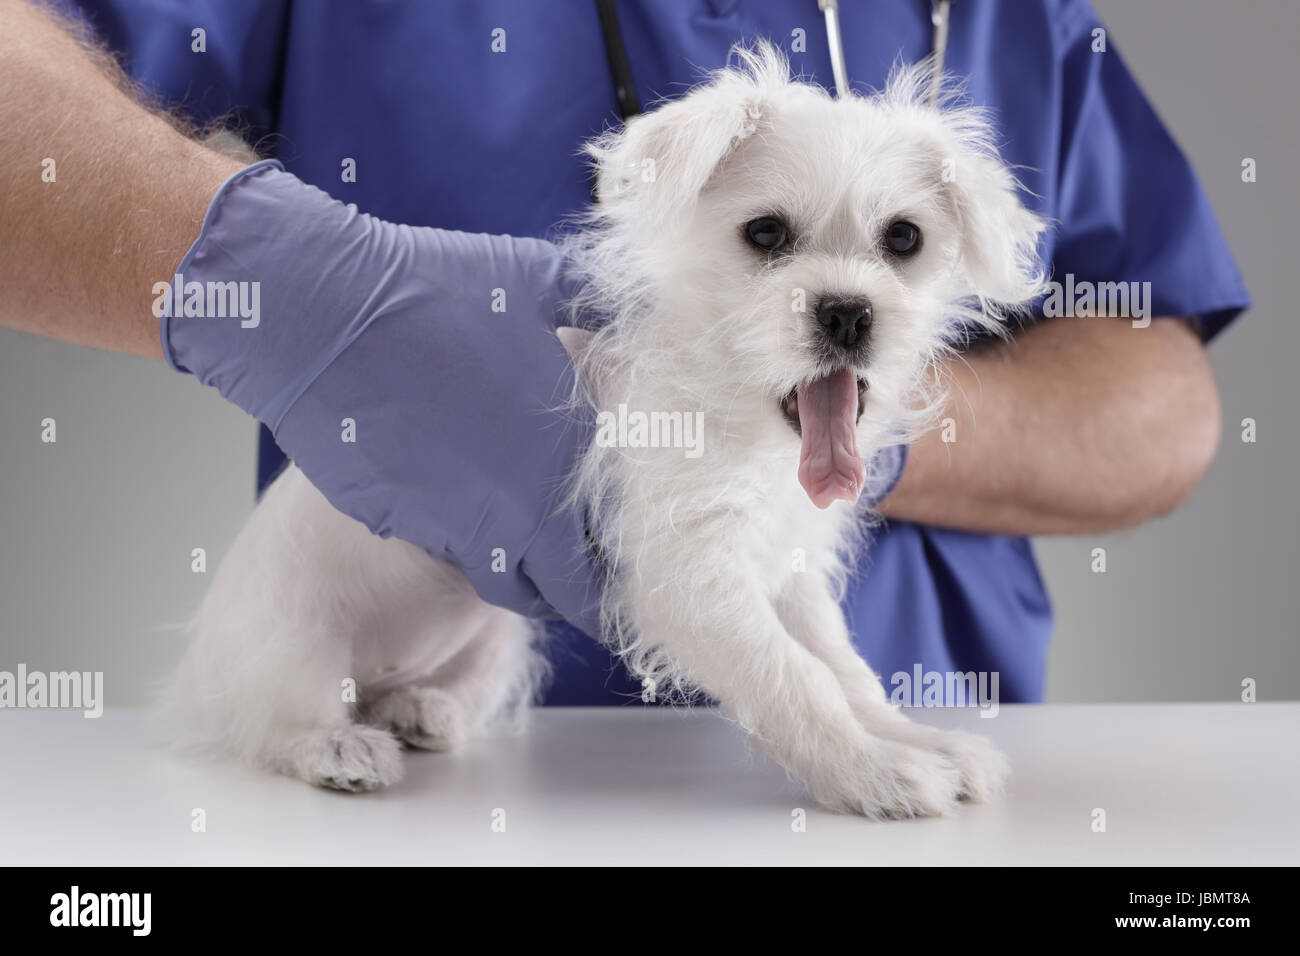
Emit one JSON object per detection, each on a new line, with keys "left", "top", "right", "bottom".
{"left": 163, "top": 44, "right": 1046, "bottom": 816}
{"left": 159, "top": 465, "right": 543, "bottom": 790}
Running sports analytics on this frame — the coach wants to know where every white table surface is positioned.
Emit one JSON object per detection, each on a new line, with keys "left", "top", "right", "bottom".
{"left": 1, "top": 703, "right": 1295, "bottom": 866}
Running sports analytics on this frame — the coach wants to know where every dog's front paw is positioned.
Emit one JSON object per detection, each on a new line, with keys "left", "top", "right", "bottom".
{"left": 930, "top": 729, "right": 1010, "bottom": 803}
{"left": 867, "top": 740, "right": 966, "bottom": 819}
{"left": 809, "top": 738, "right": 964, "bottom": 819}
{"left": 857, "top": 713, "right": 1011, "bottom": 805}
{"left": 279, "top": 724, "right": 405, "bottom": 792}
{"left": 362, "top": 686, "right": 468, "bottom": 752}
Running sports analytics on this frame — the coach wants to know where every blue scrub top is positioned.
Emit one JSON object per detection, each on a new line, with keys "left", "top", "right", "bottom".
{"left": 66, "top": 0, "right": 1249, "bottom": 704}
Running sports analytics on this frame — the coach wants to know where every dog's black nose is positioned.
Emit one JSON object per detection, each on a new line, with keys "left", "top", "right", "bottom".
{"left": 815, "top": 297, "right": 873, "bottom": 350}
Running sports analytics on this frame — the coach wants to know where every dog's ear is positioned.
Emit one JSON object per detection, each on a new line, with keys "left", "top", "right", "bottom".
{"left": 587, "top": 43, "right": 787, "bottom": 219}
{"left": 940, "top": 135, "right": 1047, "bottom": 308}
{"left": 885, "top": 67, "right": 1048, "bottom": 309}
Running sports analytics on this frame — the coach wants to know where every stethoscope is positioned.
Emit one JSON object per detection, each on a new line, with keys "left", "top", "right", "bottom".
{"left": 595, "top": 0, "right": 955, "bottom": 122}
{"left": 821, "top": 0, "right": 952, "bottom": 104}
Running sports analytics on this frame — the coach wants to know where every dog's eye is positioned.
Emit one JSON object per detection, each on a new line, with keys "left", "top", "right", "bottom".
{"left": 745, "top": 217, "right": 788, "bottom": 252}
{"left": 884, "top": 220, "right": 921, "bottom": 257}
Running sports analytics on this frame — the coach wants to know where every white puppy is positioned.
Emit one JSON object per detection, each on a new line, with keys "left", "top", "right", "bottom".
{"left": 164, "top": 44, "right": 1045, "bottom": 817}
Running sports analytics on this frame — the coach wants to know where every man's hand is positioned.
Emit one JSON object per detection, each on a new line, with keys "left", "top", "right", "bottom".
{"left": 880, "top": 315, "right": 1222, "bottom": 535}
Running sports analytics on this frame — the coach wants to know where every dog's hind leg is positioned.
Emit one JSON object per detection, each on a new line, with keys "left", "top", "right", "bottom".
{"left": 165, "top": 579, "right": 408, "bottom": 792}
{"left": 161, "top": 464, "right": 409, "bottom": 791}
{"left": 359, "top": 610, "right": 542, "bottom": 752}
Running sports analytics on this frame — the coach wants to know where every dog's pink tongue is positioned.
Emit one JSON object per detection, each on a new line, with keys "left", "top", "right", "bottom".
{"left": 797, "top": 369, "right": 866, "bottom": 509}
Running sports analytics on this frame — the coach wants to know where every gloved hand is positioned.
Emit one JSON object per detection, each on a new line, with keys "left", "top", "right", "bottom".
{"left": 163, "top": 160, "right": 908, "bottom": 632}
{"left": 164, "top": 160, "right": 600, "bottom": 629}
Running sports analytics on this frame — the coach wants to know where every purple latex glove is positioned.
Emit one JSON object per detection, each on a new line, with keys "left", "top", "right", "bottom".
{"left": 164, "top": 160, "right": 598, "bottom": 629}
{"left": 163, "top": 161, "right": 907, "bottom": 631}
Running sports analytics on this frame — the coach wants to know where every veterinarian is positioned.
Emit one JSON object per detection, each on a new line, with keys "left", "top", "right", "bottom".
{"left": 0, "top": 0, "right": 1247, "bottom": 704}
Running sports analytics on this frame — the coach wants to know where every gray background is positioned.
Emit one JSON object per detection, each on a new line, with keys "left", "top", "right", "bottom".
{"left": 1, "top": 0, "right": 1295, "bottom": 705}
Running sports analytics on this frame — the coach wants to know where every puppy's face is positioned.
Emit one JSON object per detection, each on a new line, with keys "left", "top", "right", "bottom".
{"left": 696, "top": 94, "right": 973, "bottom": 449}
{"left": 586, "top": 46, "right": 1045, "bottom": 506}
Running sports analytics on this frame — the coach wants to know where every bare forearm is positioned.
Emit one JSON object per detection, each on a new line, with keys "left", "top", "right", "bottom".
{"left": 880, "top": 316, "right": 1222, "bottom": 535}
{"left": 0, "top": 0, "right": 241, "bottom": 358}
